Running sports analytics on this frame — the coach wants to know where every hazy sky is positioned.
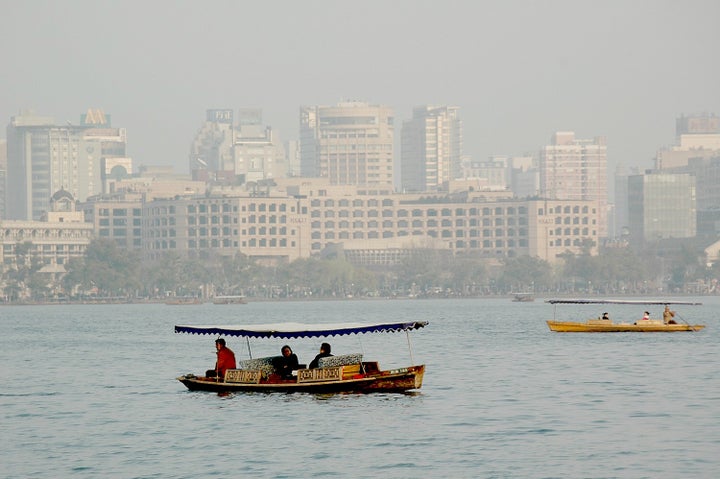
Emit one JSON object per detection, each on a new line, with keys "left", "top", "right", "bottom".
{"left": 2, "top": 0, "right": 719, "bottom": 174}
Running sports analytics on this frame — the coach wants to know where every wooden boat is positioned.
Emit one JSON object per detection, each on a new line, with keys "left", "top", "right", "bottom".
{"left": 175, "top": 321, "right": 427, "bottom": 393}
{"left": 165, "top": 297, "right": 203, "bottom": 305}
{"left": 512, "top": 293, "right": 535, "bottom": 302}
{"left": 212, "top": 295, "right": 247, "bottom": 305}
{"left": 546, "top": 299, "right": 705, "bottom": 332}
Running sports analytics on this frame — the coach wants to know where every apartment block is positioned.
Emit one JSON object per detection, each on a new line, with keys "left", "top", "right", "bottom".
{"left": 540, "top": 132, "right": 608, "bottom": 238}
{"left": 401, "top": 106, "right": 462, "bottom": 192}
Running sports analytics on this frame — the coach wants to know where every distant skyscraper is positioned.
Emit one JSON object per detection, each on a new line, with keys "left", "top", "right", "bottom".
{"left": 401, "top": 106, "right": 462, "bottom": 192}
{"left": 627, "top": 172, "right": 696, "bottom": 243}
{"left": 539, "top": 132, "right": 608, "bottom": 238}
{"left": 6, "top": 109, "right": 127, "bottom": 220}
{"left": 0, "top": 139, "right": 6, "bottom": 219}
{"left": 232, "top": 109, "right": 286, "bottom": 183}
{"left": 189, "top": 109, "right": 235, "bottom": 174}
{"left": 655, "top": 113, "right": 720, "bottom": 170}
{"left": 299, "top": 101, "right": 394, "bottom": 187}
{"left": 189, "top": 109, "right": 286, "bottom": 183}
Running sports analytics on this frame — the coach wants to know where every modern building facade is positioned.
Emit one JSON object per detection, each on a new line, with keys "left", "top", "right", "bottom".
{"left": 6, "top": 109, "right": 127, "bottom": 220}
{"left": 232, "top": 109, "right": 286, "bottom": 183}
{"left": 656, "top": 113, "right": 720, "bottom": 170}
{"left": 136, "top": 179, "right": 598, "bottom": 265}
{"left": 401, "top": 105, "right": 462, "bottom": 192}
{"left": 627, "top": 172, "right": 696, "bottom": 244}
{"left": 539, "top": 132, "right": 608, "bottom": 238}
{"left": 299, "top": 102, "right": 394, "bottom": 187}
{"left": 189, "top": 109, "right": 287, "bottom": 184}
{"left": 0, "top": 139, "right": 6, "bottom": 219}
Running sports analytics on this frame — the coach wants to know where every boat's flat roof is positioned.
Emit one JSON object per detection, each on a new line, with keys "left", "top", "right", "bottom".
{"left": 546, "top": 299, "right": 701, "bottom": 305}
{"left": 175, "top": 321, "right": 428, "bottom": 338}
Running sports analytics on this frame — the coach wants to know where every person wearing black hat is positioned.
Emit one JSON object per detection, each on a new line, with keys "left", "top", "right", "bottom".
{"left": 309, "top": 342, "right": 333, "bottom": 369}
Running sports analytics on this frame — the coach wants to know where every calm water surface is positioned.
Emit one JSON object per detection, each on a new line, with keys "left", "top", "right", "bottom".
{"left": 1, "top": 298, "right": 718, "bottom": 478}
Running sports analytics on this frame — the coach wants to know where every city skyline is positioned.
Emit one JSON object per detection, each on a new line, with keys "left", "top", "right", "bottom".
{"left": 2, "top": 1, "right": 719, "bottom": 174}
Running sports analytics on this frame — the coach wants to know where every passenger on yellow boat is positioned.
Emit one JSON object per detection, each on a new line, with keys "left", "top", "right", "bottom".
{"left": 601, "top": 312, "right": 610, "bottom": 320}
{"left": 663, "top": 305, "right": 677, "bottom": 324}
{"left": 641, "top": 311, "right": 650, "bottom": 321}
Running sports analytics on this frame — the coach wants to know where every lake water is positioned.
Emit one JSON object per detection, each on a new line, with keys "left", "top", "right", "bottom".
{"left": 1, "top": 298, "right": 718, "bottom": 478}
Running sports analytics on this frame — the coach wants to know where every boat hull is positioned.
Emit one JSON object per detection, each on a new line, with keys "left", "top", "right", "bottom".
{"left": 177, "top": 364, "right": 425, "bottom": 394}
{"left": 547, "top": 320, "right": 705, "bottom": 332}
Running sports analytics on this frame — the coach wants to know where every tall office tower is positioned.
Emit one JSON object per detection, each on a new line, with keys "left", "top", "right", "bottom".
{"left": 507, "top": 156, "right": 539, "bottom": 198}
{"left": 6, "top": 109, "right": 127, "bottom": 220}
{"left": 284, "top": 140, "right": 301, "bottom": 177}
{"left": 401, "top": 106, "right": 462, "bottom": 192}
{"left": 627, "top": 172, "right": 696, "bottom": 244}
{"left": 540, "top": 132, "right": 608, "bottom": 238}
{"left": 189, "top": 109, "right": 286, "bottom": 184}
{"left": 299, "top": 101, "right": 394, "bottom": 187}
{"left": 232, "top": 109, "right": 286, "bottom": 183}
{"left": 189, "top": 109, "right": 235, "bottom": 177}
{"left": 655, "top": 113, "right": 720, "bottom": 170}
{"left": 0, "top": 139, "right": 6, "bottom": 219}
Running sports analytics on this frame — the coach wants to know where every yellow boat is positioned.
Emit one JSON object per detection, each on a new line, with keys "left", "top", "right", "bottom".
{"left": 546, "top": 299, "right": 705, "bottom": 333}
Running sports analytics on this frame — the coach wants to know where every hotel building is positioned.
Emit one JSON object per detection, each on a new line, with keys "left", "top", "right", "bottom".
{"left": 299, "top": 102, "right": 394, "bottom": 187}
{"left": 138, "top": 180, "right": 599, "bottom": 265}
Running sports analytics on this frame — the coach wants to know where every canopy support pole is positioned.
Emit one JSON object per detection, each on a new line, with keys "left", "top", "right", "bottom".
{"left": 406, "top": 330, "right": 415, "bottom": 365}
{"left": 246, "top": 337, "right": 253, "bottom": 359}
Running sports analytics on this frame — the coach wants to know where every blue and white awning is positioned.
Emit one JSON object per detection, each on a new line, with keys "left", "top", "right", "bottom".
{"left": 175, "top": 321, "right": 428, "bottom": 339}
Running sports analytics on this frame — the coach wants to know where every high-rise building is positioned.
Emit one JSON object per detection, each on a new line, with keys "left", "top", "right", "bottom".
{"left": 189, "top": 109, "right": 235, "bottom": 176}
{"left": 539, "top": 132, "right": 608, "bottom": 238}
{"left": 232, "top": 109, "right": 286, "bottom": 184}
{"left": 6, "top": 109, "right": 127, "bottom": 220}
{"left": 299, "top": 102, "right": 394, "bottom": 187}
{"left": 189, "top": 109, "right": 286, "bottom": 184}
{"left": 401, "top": 106, "right": 462, "bottom": 192}
{"left": 656, "top": 113, "right": 720, "bottom": 170}
{"left": 0, "top": 139, "right": 7, "bottom": 219}
{"left": 627, "top": 172, "right": 696, "bottom": 244}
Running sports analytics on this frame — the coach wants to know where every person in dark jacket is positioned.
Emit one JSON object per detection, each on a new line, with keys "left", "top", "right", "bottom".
{"left": 309, "top": 342, "right": 333, "bottom": 369}
{"left": 272, "top": 345, "right": 300, "bottom": 379}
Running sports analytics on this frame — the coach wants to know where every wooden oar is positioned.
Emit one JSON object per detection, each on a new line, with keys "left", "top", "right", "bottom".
{"left": 674, "top": 312, "right": 697, "bottom": 332}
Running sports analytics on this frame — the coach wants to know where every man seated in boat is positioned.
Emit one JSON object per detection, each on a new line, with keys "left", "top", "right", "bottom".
{"left": 601, "top": 312, "right": 610, "bottom": 320}
{"left": 272, "top": 345, "right": 300, "bottom": 379}
{"left": 309, "top": 342, "right": 333, "bottom": 369}
{"left": 663, "top": 305, "right": 677, "bottom": 324}
{"left": 205, "top": 338, "right": 236, "bottom": 379}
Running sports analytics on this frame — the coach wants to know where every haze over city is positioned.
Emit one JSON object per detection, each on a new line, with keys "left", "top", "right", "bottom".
{"left": 2, "top": 0, "right": 719, "bottom": 175}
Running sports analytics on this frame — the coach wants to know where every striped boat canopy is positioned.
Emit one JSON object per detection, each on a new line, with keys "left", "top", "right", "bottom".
{"left": 175, "top": 321, "right": 428, "bottom": 339}
{"left": 546, "top": 299, "right": 701, "bottom": 305}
